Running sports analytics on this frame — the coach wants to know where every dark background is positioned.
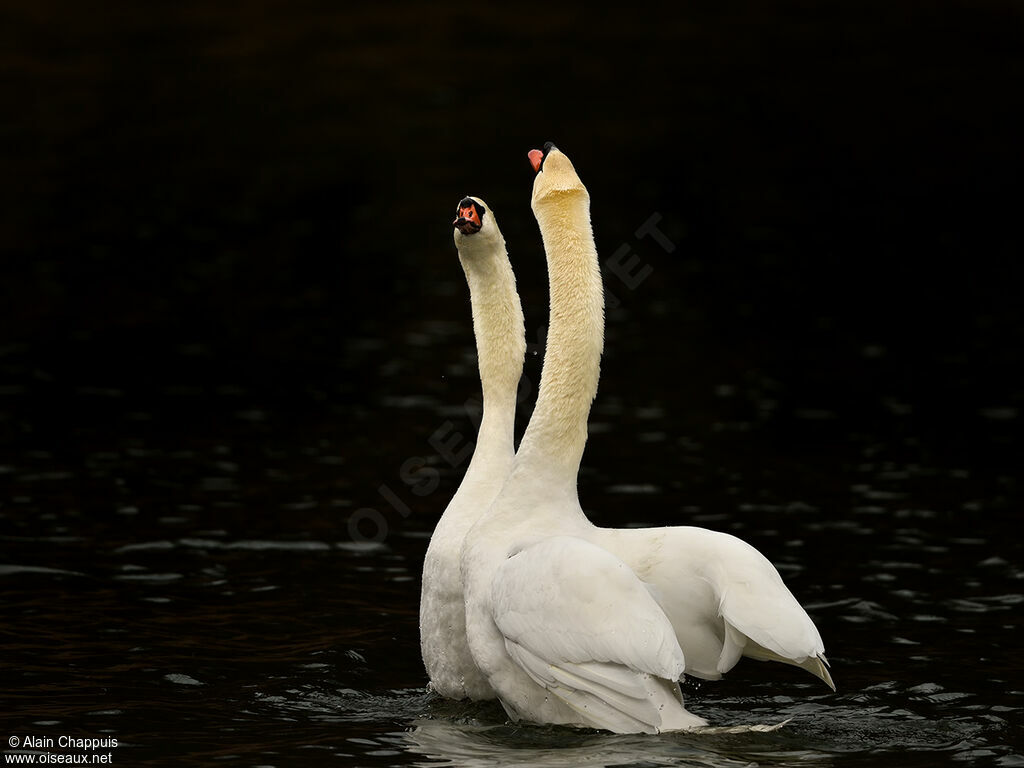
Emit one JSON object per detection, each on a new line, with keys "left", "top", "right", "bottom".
{"left": 2, "top": 3, "right": 1023, "bottom": 763}
{"left": 2, "top": 2, "right": 1022, "bottom": 554}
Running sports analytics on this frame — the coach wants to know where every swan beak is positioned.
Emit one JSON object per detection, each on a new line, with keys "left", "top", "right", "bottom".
{"left": 453, "top": 199, "right": 483, "bottom": 235}
{"left": 528, "top": 148, "right": 544, "bottom": 174}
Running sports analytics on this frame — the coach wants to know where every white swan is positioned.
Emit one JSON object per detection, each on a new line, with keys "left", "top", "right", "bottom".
{"left": 460, "top": 144, "right": 832, "bottom": 734}
{"left": 420, "top": 197, "right": 524, "bottom": 701}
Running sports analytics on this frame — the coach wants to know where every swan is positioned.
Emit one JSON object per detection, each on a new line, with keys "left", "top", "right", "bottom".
{"left": 460, "top": 144, "right": 832, "bottom": 734}
{"left": 420, "top": 197, "right": 524, "bottom": 701}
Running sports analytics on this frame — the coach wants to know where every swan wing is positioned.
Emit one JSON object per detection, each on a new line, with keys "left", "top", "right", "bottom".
{"left": 490, "top": 535, "right": 705, "bottom": 732}
{"left": 710, "top": 535, "right": 835, "bottom": 689}
{"left": 604, "top": 526, "right": 833, "bottom": 689}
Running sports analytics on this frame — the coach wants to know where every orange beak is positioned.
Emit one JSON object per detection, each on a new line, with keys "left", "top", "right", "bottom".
{"left": 528, "top": 148, "right": 544, "bottom": 173}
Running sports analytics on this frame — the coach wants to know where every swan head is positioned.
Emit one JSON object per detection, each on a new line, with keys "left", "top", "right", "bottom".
{"left": 453, "top": 196, "right": 485, "bottom": 235}
{"left": 453, "top": 196, "right": 502, "bottom": 248}
{"left": 528, "top": 142, "right": 589, "bottom": 209}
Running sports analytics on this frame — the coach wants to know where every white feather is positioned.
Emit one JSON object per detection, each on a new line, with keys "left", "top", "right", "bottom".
{"left": 487, "top": 535, "right": 704, "bottom": 733}
{"left": 420, "top": 197, "right": 523, "bottom": 701}
{"left": 455, "top": 147, "right": 833, "bottom": 733}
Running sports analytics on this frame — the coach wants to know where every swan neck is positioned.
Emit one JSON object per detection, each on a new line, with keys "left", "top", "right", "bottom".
{"left": 458, "top": 232, "right": 525, "bottom": 445}
{"left": 517, "top": 192, "right": 603, "bottom": 483}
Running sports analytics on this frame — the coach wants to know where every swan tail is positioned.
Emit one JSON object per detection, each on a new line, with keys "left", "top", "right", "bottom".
{"left": 719, "top": 618, "right": 835, "bottom": 690}
{"left": 809, "top": 653, "right": 835, "bottom": 690}
{"left": 747, "top": 645, "right": 835, "bottom": 691}
{"left": 800, "top": 652, "right": 835, "bottom": 690}
{"left": 713, "top": 548, "right": 834, "bottom": 690}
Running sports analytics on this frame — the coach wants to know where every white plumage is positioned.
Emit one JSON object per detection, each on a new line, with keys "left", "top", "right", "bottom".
{"left": 492, "top": 535, "right": 705, "bottom": 733}
{"left": 419, "top": 196, "right": 523, "bottom": 701}
{"left": 594, "top": 525, "right": 833, "bottom": 686}
{"left": 457, "top": 145, "right": 832, "bottom": 732}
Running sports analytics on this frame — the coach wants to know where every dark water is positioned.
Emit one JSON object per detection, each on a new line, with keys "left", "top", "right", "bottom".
{"left": 3, "top": 2, "right": 1023, "bottom": 766}
{"left": 2, "top": 344, "right": 1022, "bottom": 766}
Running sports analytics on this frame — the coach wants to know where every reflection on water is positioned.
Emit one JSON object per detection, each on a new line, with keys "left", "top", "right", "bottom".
{"left": 404, "top": 718, "right": 815, "bottom": 768}
{"left": 1, "top": 305, "right": 1022, "bottom": 767}
{"left": 2, "top": 408, "right": 1021, "bottom": 767}
{"left": 2, "top": 319, "right": 1023, "bottom": 765}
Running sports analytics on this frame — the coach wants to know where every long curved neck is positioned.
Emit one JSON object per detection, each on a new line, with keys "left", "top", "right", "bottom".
{"left": 458, "top": 233, "right": 525, "bottom": 462}
{"left": 515, "top": 192, "right": 604, "bottom": 490}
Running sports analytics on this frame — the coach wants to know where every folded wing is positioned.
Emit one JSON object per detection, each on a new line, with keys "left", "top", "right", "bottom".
{"left": 490, "top": 535, "right": 706, "bottom": 733}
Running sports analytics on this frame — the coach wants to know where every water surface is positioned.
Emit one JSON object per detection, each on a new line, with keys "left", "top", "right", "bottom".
{"left": 3, "top": 1, "right": 1022, "bottom": 765}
